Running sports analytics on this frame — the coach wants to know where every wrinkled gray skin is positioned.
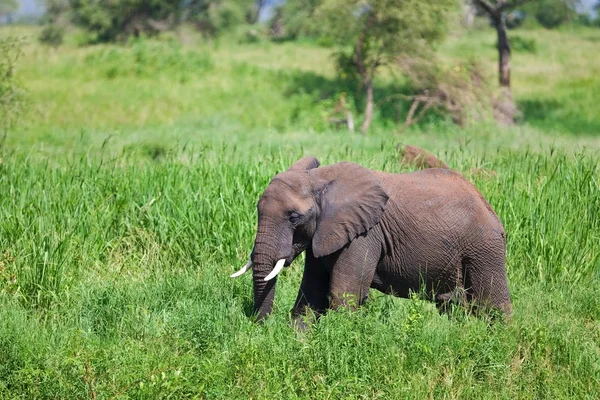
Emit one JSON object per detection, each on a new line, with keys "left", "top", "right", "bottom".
{"left": 246, "top": 156, "right": 511, "bottom": 325}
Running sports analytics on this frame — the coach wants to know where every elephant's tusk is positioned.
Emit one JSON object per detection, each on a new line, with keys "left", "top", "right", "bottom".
{"left": 230, "top": 260, "right": 253, "bottom": 278}
{"left": 264, "top": 258, "right": 286, "bottom": 281}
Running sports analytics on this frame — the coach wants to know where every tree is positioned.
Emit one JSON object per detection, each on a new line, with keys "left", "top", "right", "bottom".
{"left": 185, "top": 0, "right": 253, "bottom": 36}
{"left": 314, "top": 0, "right": 457, "bottom": 132}
{"left": 529, "top": 0, "right": 577, "bottom": 28}
{"left": 250, "top": 0, "right": 267, "bottom": 24}
{"left": 274, "top": 0, "right": 324, "bottom": 39}
{"left": 38, "top": 0, "right": 69, "bottom": 47}
{"left": 473, "top": 0, "right": 577, "bottom": 88}
{"left": 68, "top": 0, "right": 179, "bottom": 42}
{"left": 472, "top": 0, "right": 530, "bottom": 88}
{"left": 41, "top": 0, "right": 70, "bottom": 23}
{"left": 40, "top": 0, "right": 254, "bottom": 41}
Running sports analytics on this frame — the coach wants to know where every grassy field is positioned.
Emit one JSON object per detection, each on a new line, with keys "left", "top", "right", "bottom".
{"left": 1, "top": 24, "right": 599, "bottom": 398}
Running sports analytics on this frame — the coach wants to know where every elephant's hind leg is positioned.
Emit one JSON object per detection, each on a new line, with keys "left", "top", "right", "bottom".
{"left": 463, "top": 242, "right": 512, "bottom": 318}
{"left": 435, "top": 255, "right": 468, "bottom": 316}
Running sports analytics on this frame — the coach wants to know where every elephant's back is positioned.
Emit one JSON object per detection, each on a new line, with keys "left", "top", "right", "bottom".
{"left": 374, "top": 168, "right": 503, "bottom": 233}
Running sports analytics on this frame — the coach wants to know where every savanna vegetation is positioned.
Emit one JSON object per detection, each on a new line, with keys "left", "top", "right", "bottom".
{"left": 0, "top": 0, "right": 599, "bottom": 397}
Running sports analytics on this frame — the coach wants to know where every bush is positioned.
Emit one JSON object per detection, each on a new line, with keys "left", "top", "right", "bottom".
{"left": 270, "top": 0, "right": 325, "bottom": 40}
{"left": 509, "top": 35, "right": 537, "bottom": 53}
{"left": 69, "top": 0, "right": 178, "bottom": 43}
{"left": 191, "top": 0, "right": 255, "bottom": 37}
{"left": 0, "top": 37, "right": 27, "bottom": 141}
{"left": 392, "top": 55, "right": 519, "bottom": 128}
{"left": 576, "top": 13, "right": 600, "bottom": 27}
{"left": 39, "top": 24, "right": 65, "bottom": 48}
{"left": 534, "top": 0, "right": 575, "bottom": 28}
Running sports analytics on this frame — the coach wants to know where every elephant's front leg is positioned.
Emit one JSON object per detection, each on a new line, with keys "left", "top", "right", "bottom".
{"left": 291, "top": 250, "right": 330, "bottom": 329}
{"left": 328, "top": 234, "right": 381, "bottom": 311}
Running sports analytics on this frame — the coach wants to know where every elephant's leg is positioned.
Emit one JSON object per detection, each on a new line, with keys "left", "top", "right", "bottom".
{"left": 328, "top": 234, "right": 381, "bottom": 311}
{"left": 436, "top": 258, "right": 468, "bottom": 315}
{"left": 291, "top": 250, "right": 330, "bottom": 329}
{"left": 464, "top": 240, "right": 512, "bottom": 317}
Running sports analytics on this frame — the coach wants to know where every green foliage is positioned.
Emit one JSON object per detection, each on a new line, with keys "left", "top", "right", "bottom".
{"left": 316, "top": 0, "right": 457, "bottom": 49}
{"left": 81, "top": 38, "right": 213, "bottom": 81}
{"left": 509, "top": 35, "right": 537, "bottom": 53}
{"left": 51, "top": 0, "right": 254, "bottom": 41}
{"left": 524, "top": 0, "right": 577, "bottom": 29}
{"left": 575, "top": 13, "right": 600, "bottom": 27}
{"left": 274, "top": 0, "right": 325, "bottom": 39}
{"left": 176, "top": 0, "right": 254, "bottom": 37}
{"left": 204, "top": 0, "right": 252, "bottom": 34}
{"left": 68, "top": 0, "right": 179, "bottom": 42}
{"left": 41, "top": 0, "right": 69, "bottom": 23}
{"left": 38, "top": 24, "right": 65, "bottom": 47}
{"left": 311, "top": 0, "right": 459, "bottom": 131}
{"left": 0, "top": 36, "right": 26, "bottom": 139}
{"left": 314, "top": 0, "right": 458, "bottom": 74}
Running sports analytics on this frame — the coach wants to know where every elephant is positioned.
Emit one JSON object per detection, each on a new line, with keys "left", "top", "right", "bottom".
{"left": 230, "top": 156, "right": 511, "bottom": 325}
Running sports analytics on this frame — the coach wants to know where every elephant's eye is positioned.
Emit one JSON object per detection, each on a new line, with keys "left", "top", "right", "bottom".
{"left": 289, "top": 212, "right": 302, "bottom": 224}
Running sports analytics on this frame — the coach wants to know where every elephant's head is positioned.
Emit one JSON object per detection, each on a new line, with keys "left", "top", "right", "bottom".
{"left": 231, "top": 156, "right": 389, "bottom": 321}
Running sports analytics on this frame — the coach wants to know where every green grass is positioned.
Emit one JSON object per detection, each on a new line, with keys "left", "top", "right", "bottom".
{"left": 0, "top": 24, "right": 599, "bottom": 398}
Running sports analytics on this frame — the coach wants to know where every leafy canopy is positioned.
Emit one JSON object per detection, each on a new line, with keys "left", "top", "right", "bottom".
{"left": 315, "top": 0, "right": 458, "bottom": 75}
{"left": 55, "top": 0, "right": 253, "bottom": 42}
{"left": 68, "top": 0, "right": 179, "bottom": 42}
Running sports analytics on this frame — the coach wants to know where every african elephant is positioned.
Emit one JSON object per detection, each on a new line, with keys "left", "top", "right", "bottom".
{"left": 231, "top": 157, "right": 511, "bottom": 324}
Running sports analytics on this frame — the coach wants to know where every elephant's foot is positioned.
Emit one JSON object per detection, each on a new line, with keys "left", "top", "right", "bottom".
{"left": 291, "top": 307, "right": 321, "bottom": 331}
{"left": 435, "top": 288, "right": 469, "bottom": 316}
{"left": 292, "top": 316, "right": 311, "bottom": 332}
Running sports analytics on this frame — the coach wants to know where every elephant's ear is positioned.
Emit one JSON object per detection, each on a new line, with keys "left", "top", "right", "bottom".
{"left": 310, "top": 162, "right": 389, "bottom": 258}
{"left": 288, "top": 156, "right": 320, "bottom": 171}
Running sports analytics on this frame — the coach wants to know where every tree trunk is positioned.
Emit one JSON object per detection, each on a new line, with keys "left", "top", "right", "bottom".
{"left": 251, "top": 0, "right": 266, "bottom": 24}
{"left": 495, "top": 13, "right": 511, "bottom": 88}
{"left": 361, "top": 80, "right": 374, "bottom": 133}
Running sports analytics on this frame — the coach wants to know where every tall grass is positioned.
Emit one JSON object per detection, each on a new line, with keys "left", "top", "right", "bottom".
{"left": 1, "top": 141, "right": 599, "bottom": 398}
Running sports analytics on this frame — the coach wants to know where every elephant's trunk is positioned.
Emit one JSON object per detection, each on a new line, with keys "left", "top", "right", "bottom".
{"left": 249, "top": 220, "right": 290, "bottom": 321}
{"left": 251, "top": 236, "right": 280, "bottom": 320}
{"left": 251, "top": 263, "right": 278, "bottom": 321}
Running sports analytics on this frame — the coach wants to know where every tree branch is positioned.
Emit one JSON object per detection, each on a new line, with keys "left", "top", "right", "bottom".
{"left": 369, "top": 50, "right": 384, "bottom": 81}
{"left": 506, "top": 0, "right": 533, "bottom": 9}
{"left": 400, "top": 98, "right": 436, "bottom": 133}
{"left": 374, "top": 93, "right": 438, "bottom": 110}
{"left": 474, "top": 0, "right": 499, "bottom": 14}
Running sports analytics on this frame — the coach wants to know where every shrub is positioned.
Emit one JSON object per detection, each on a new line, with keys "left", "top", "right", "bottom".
{"left": 534, "top": 0, "right": 576, "bottom": 28}
{"left": 0, "top": 37, "right": 27, "bottom": 142}
{"left": 69, "top": 0, "right": 178, "bottom": 43}
{"left": 39, "top": 24, "right": 65, "bottom": 48}
{"left": 509, "top": 35, "right": 537, "bottom": 54}
{"left": 393, "top": 55, "right": 501, "bottom": 128}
